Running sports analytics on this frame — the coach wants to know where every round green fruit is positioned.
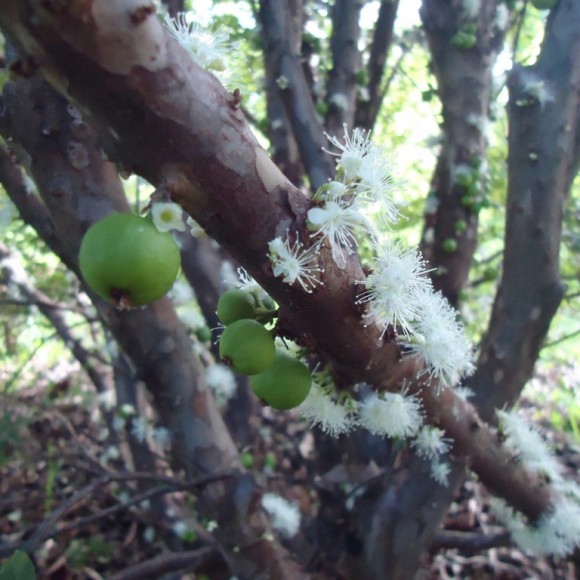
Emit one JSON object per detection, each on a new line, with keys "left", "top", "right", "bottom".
{"left": 251, "top": 352, "right": 311, "bottom": 410}
{"left": 217, "top": 289, "right": 257, "bottom": 326}
{"left": 442, "top": 238, "right": 458, "bottom": 253}
{"left": 79, "top": 212, "right": 181, "bottom": 308}
{"left": 219, "top": 319, "right": 276, "bottom": 375}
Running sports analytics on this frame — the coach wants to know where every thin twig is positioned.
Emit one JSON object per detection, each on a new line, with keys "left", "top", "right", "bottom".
{"left": 108, "top": 547, "right": 216, "bottom": 580}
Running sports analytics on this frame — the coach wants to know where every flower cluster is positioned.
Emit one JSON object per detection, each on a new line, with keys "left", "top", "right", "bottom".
{"left": 413, "top": 425, "right": 454, "bottom": 485}
{"left": 306, "top": 125, "right": 474, "bottom": 388}
{"left": 298, "top": 379, "right": 355, "bottom": 437}
{"left": 261, "top": 493, "right": 301, "bottom": 538}
{"left": 356, "top": 242, "right": 431, "bottom": 336}
{"left": 205, "top": 363, "right": 237, "bottom": 407}
{"left": 491, "top": 410, "right": 580, "bottom": 555}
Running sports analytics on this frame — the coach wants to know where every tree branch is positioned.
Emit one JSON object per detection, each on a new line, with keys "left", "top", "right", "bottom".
{"left": 0, "top": 1, "right": 572, "bottom": 559}
{"left": 325, "top": 0, "right": 363, "bottom": 136}
{"left": 258, "top": 0, "right": 334, "bottom": 189}
{"left": 419, "top": 0, "right": 506, "bottom": 306}
{"left": 354, "top": 0, "right": 400, "bottom": 131}
{"left": 471, "top": 0, "right": 580, "bottom": 418}
{"left": 0, "top": 70, "right": 303, "bottom": 577}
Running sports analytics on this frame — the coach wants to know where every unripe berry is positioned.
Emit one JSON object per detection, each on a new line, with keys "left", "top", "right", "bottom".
{"left": 217, "top": 289, "right": 257, "bottom": 326}
{"left": 251, "top": 352, "right": 311, "bottom": 410}
{"left": 219, "top": 319, "right": 276, "bottom": 375}
{"left": 79, "top": 213, "right": 180, "bottom": 308}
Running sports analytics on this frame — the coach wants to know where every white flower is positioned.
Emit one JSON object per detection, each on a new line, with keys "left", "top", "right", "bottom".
{"left": 405, "top": 290, "right": 474, "bottom": 388}
{"left": 324, "top": 124, "right": 373, "bottom": 181}
{"left": 143, "top": 526, "right": 155, "bottom": 543}
{"left": 356, "top": 147, "right": 402, "bottom": 225}
{"left": 131, "top": 416, "right": 150, "bottom": 443}
{"left": 172, "top": 520, "right": 190, "bottom": 539}
{"left": 519, "top": 72, "right": 554, "bottom": 108}
{"left": 178, "top": 306, "right": 206, "bottom": 330}
{"left": 153, "top": 426, "right": 172, "bottom": 450}
{"left": 298, "top": 383, "right": 354, "bottom": 437}
{"left": 326, "top": 180, "right": 348, "bottom": 198}
{"left": 96, "top": 389, "right": 116, "bottom": 411}
{"left": 494, "top": 5, "right": 510, "bottom": 31}
{"left": 453, "top": 386, "right": 474, "bottom": 401}
{"left": 462, "top": 0, "right": 481, "bottom": 19}
{"left": 261, "top": 493, "right": 301, "bottom": 538}
{"left": 101, "top": 446, "right": 121, "bottom": 464}
{"left": 492, "top": 497, "right": 580, "bottom": 557}
{"left": 205, "top": 364, "right": 237, "bottom": 406}
{"left": 151, "top": 202, "right": 185, "bottom": 233}
{"left": 329, "top": 92, "right": 350, "bottom": 111}
{"left": 165, "top": 12, "right": 230, "bottom": 71}
{"left": 268, "top": 235, "right": 323, "bottom": 292}
{"left": 430, "top": 459, "right": 451, "bottom": 486}
{"left": 412, "top": 426, "right": 452, "bottom": 459}
{"left": 356, "top": 242, "right": 432, "bottom": 336}
{"left": 169, "top": 278, "right": 194, "bottom": 305}
{"left": 496, "top": 410, "right": 562, "bottom": 479}
{"left": 357, "top": 391, "right": 423, "bottom": 439}
{"left": 276, "top": 76, "right": 289, "bottom": 90}
{"left": 307, "top": 197, "right": 369, "bottom": 269}
{"left": 186, "top": 216, "right": 206, "bottom": 238}
{"left": 234, "top": 266, "right": 258, "bottom": 292}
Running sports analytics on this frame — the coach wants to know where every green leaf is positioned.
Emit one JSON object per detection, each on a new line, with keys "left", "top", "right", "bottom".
{"left": 0, "top": 551, "right": 36, "bottom": 580}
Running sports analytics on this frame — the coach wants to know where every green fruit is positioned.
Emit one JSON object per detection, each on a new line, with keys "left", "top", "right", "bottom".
{"left": 195, "top": 326, "right": 212, "bottom": 343}
{"left": 442, "top": 238, "right": 458, "bottom": 253}
{"left": 217, "top": 289, "right": 257, "bottom": 325}
{"left": 79, "top": 213, "right": 180, "bottom": 308}
{"left": 530, "top": 0, "right": 556, "bottom": 9}
{"left": 483, "top": 266, "right": 497, "bottom": 281}
{"left": 251, "top": 352, "right": 311, "bottom": 410}
{"left": 219, "top": 319, "right": 276, "bottom": 375}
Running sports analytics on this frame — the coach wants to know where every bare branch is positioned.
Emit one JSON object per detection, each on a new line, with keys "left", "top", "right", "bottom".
{"left": 354, "top": 0, "right": 400, "bottom": 131}
{"left": 325, "top": 0, "right": 363, "bottom": 135}
{"left": 108, "top": 547, "right": 216, "bottom": 580}
{"left": 471, "top": 0, "right": 580, "bottom": 418}
{"left": 259, "top": 0, "right": 334, "bottom": 189}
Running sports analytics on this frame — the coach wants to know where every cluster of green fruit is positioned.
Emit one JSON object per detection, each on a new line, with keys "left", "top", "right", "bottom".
{"left": 78, "top": 212, "right": 181, "bottom": 308}
{"left": 216, "top": 289, "right": 312, "bottom": 410}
